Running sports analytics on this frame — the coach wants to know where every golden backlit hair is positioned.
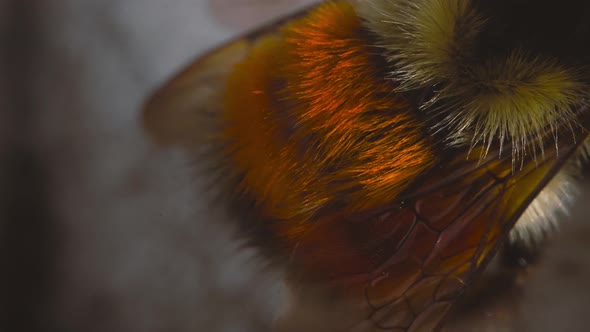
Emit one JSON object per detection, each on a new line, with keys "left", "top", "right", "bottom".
{"left": 358, "top": 0, "right": 589, "bottom": 160}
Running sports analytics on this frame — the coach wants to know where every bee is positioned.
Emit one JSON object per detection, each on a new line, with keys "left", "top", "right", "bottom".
{"left": 142, "top": 0, "right": 590, "bottom": 331}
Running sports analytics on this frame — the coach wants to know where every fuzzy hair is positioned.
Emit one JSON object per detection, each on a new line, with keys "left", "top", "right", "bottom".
{"left": 510, "top": 140, "right": 589, "bottom": 246}
{"left": 510, "top": 162, "right": 578, "bottom": 246}
{"left": 357, "top": 0, "right": 589, "bottom": 161}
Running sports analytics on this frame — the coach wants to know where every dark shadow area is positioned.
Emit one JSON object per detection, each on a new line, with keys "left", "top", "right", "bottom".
{"left": 1, "top": 2, "right": 59, "bottom": 331}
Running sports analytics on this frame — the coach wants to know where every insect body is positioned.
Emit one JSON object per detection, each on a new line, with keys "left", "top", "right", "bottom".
{"left": 143, "top": 1, "right": 590, "bottom": 330}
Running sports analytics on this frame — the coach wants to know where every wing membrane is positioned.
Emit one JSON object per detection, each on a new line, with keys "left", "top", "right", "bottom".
{"left": 142, "top": 2, "right": 590, "bottom": 330}
{"left": 142, "top": 4, "right": 319, "bottom": 148}
{"left": 286, "top": 132, "right": 586, "bottom": 332}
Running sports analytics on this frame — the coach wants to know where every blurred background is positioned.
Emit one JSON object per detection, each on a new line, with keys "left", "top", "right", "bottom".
{"left": 2, "top": 0, "right": 589, "bottom": 331}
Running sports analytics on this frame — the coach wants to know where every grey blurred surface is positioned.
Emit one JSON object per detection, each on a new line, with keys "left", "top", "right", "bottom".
{"left": 28, "top": 1, "right": 301, "bottom": 331}
{"left": 516, "top": 183, "right": 590, "bottom": 332}
{"left": 4, "top": 0, "right": 590, "bottom": 331}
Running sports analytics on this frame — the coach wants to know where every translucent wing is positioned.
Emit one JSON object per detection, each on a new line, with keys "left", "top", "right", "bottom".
{"left": 143, "top": 2, "right": 590, "bottom": 331}
{"left": 282, "top": 130, "right": 587, "bottom": 332}
{"left": 142, "top": 4, "right": 318, "bottom": 148}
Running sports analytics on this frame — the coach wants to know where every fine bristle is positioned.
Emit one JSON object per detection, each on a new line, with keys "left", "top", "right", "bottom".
{"left": 357, "top": 0, "right": 589, "bottom": 161}
{"left": 509, "top": 164, "right": 578, "bottom": 246}
{"left": 510, "top": 138, "right": 590, "bottom": 247}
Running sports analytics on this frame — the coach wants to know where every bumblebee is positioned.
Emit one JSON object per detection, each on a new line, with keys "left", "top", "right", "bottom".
{"left": 142, "top": 0, "right": 590, "bottom": 331}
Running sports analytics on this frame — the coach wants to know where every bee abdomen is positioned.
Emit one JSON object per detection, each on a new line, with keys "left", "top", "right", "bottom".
{"left": 221, "top": 1, "right": 436, "bottom": 224}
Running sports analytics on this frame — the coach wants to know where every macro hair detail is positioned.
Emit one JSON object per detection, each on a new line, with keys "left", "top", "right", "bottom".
{"left": 359, "top": 0, "right": 589, "bottom": 160}
{"left": 142, "top": 0, "right": 590, "bottom": 330}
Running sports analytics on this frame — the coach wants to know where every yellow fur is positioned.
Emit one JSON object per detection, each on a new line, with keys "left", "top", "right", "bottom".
{"left": 357, "top": 0, "right": 589, "bottom": 161}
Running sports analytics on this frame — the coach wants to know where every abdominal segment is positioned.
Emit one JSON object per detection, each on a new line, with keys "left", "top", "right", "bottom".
{"left": 222, "top": 1, "right": 435, "bottom": 225}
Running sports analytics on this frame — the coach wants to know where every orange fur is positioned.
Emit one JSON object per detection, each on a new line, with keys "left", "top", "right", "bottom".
{"left": 141, "top": 2, "right": 590, "bottom": 330}
{"left": 223, "top": 2, "right": 435, "bottom": 237}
